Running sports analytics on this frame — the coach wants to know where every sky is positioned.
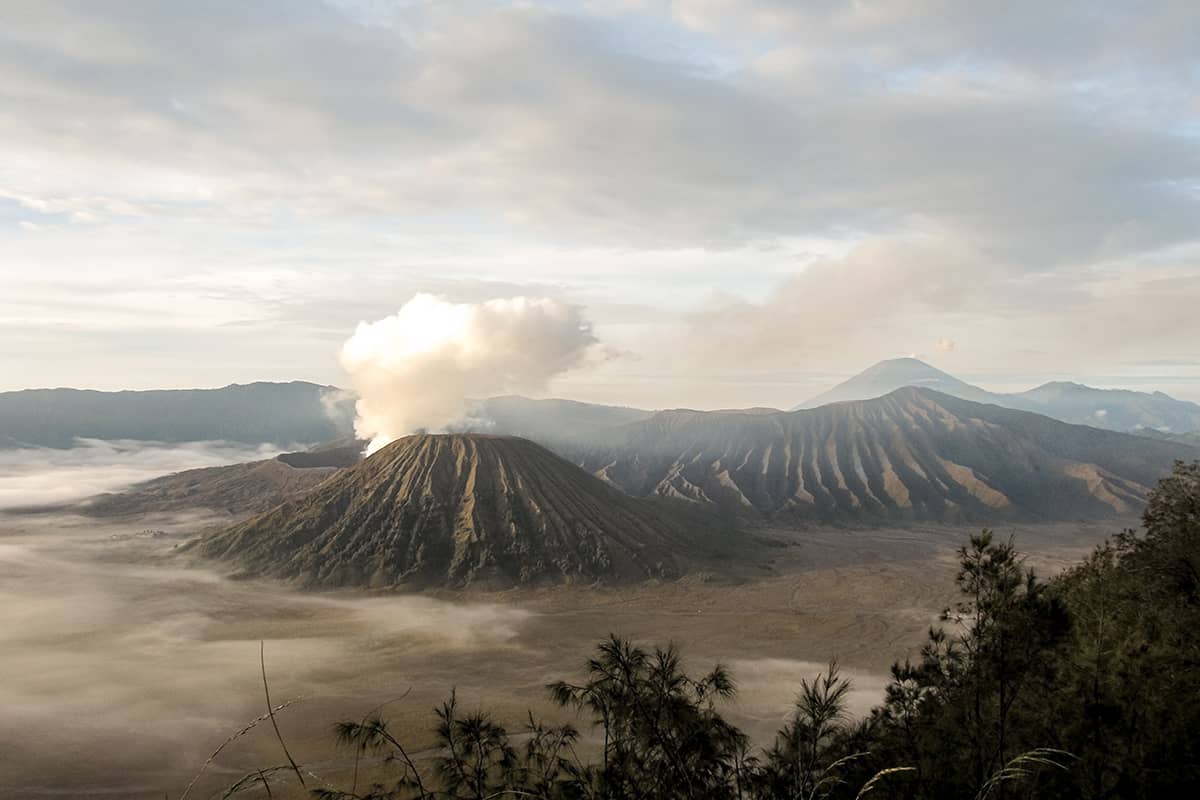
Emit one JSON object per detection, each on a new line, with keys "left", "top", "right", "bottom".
{"left": 1, "top": 0, "right": 1198, "bottom": 408}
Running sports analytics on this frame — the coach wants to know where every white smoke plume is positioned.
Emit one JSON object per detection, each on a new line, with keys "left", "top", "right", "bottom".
{"left": 340, "top": 294, "right": 597, "bottom": 452}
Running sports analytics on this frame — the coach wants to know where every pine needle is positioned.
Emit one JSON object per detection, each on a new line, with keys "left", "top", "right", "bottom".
{"left": 261, "top": 640, "right": 306, "bottom": 789}
{"left": 178, "top": 698, "right": 302, "bottom": 800}
{"left": 855, "top": 766, "right": 916, "bottom": 799}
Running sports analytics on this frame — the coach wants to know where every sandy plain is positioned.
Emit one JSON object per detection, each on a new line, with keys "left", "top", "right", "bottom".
{"left": 0, "top": 503, "right": 1122, "bottom": 799}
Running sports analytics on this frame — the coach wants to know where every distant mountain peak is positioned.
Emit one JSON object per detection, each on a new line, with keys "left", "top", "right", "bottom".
{"left": 795, "top": 358, "right": 988, "bottom": 410}
{"left": 1028, "top": 380, "right": 1089, "bottom": 392}
{"left": 865, "top": 356, "right": 941, "bottom": 371}
{"left": 793, "top": 361, "right": 1200, "bottom": 435}
{"left": 0, "top": 381, "right": 356, "bottom": 448}
{"left": 858, "top": 358, "right": 967, "bottom": 384}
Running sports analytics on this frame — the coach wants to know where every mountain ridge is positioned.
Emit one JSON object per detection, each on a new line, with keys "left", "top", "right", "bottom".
{"left": 0, "top": 381, "right": 356, "bottom": 448}
{"left": 569, "top": 387, "right": 1199, "bottom": 523}
{"left": 793, "top": 358, "right": 1200, "bottom": 433}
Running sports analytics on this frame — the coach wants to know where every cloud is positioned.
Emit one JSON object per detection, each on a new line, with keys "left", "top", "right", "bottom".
{"left": 0, "top": 0, "right": 1197, "bottom": 406}
{"left": 340, "top": 293, "right": 597, "bottom": 450}
{"left": 0, "top": 440, "right": 283, "bottom": 510}
{"left": 686, "top": 234, "right": 996, "bottom": 362}
{"left": 674, "top": 236, "right": 1200, "bottom": 404}
{"left": 0, "top": 0, "right": 1194, "bottom": 255}
{"left": 0, "top": 187, "right": 150, "bottom": 223}
{"left": 936, "top": 338, "right": 956, "bottom": 352}
{"left": 673, "top": 0, "right": 1200, "bottom": 74}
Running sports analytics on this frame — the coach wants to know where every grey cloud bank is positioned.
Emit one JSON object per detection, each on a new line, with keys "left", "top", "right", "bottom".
{"left": 1, "top": 0, "right": 1197, "bottom": 406}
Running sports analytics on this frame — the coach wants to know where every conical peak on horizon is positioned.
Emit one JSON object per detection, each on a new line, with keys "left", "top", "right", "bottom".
{"left": 841, "top": 356, "right": 967, "bottom": 385}
{"left": 797, "top": 357, "right": 988, "bottom": 410}
{"left": 859, "top": 356, "right": 951, "bottom": 374}
{"left": 795, "top": 358, "right": 1200, "bottom": 434}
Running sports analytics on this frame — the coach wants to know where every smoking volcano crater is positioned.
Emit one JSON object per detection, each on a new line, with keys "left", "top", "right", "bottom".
{"left": 194, "top": 434, "right": 701, "bottom": 589}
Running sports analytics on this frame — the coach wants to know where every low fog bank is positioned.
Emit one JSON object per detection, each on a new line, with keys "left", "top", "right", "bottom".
{"left": 0, "top": 452, "right": 1003, "bottom": 798}
{"left": 0, "top": 439, "right": 289, "bottom": 510}
{"left": 0, "top": 511, "right": 921, "bottom": 798}
{"left": 0, "top": 513, "right": 534, "bottom": 798}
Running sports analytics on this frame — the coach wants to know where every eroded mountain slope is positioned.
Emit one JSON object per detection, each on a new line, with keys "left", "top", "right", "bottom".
{"left": 195, "top": 434, "right": 705, "bottom": 588}
{"left": 577, "top": 388, "right": 1198, "bottom": 522}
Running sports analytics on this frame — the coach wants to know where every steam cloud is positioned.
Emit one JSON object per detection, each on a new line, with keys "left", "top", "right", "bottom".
{"left": 340, "top": 294, "right": 597, "bottom": 451}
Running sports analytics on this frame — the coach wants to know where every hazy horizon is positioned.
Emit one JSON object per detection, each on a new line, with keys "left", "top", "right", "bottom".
{"left": 4, "top": 360, "right": 1200, "bottom": 409}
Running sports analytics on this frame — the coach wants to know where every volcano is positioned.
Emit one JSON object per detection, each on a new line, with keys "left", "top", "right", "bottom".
{"left": 194, "top": 434, "right": 700, "bottom": 588}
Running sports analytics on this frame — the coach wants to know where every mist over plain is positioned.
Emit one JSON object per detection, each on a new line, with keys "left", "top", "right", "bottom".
{"left": 0, "top": 440, "right": 287, "bottom": 510}
{"left": 0, "top": 507, "right": 534, "bottom": 798}
{"left": 0, "top": 442, "right": 931, "bottom": 798}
